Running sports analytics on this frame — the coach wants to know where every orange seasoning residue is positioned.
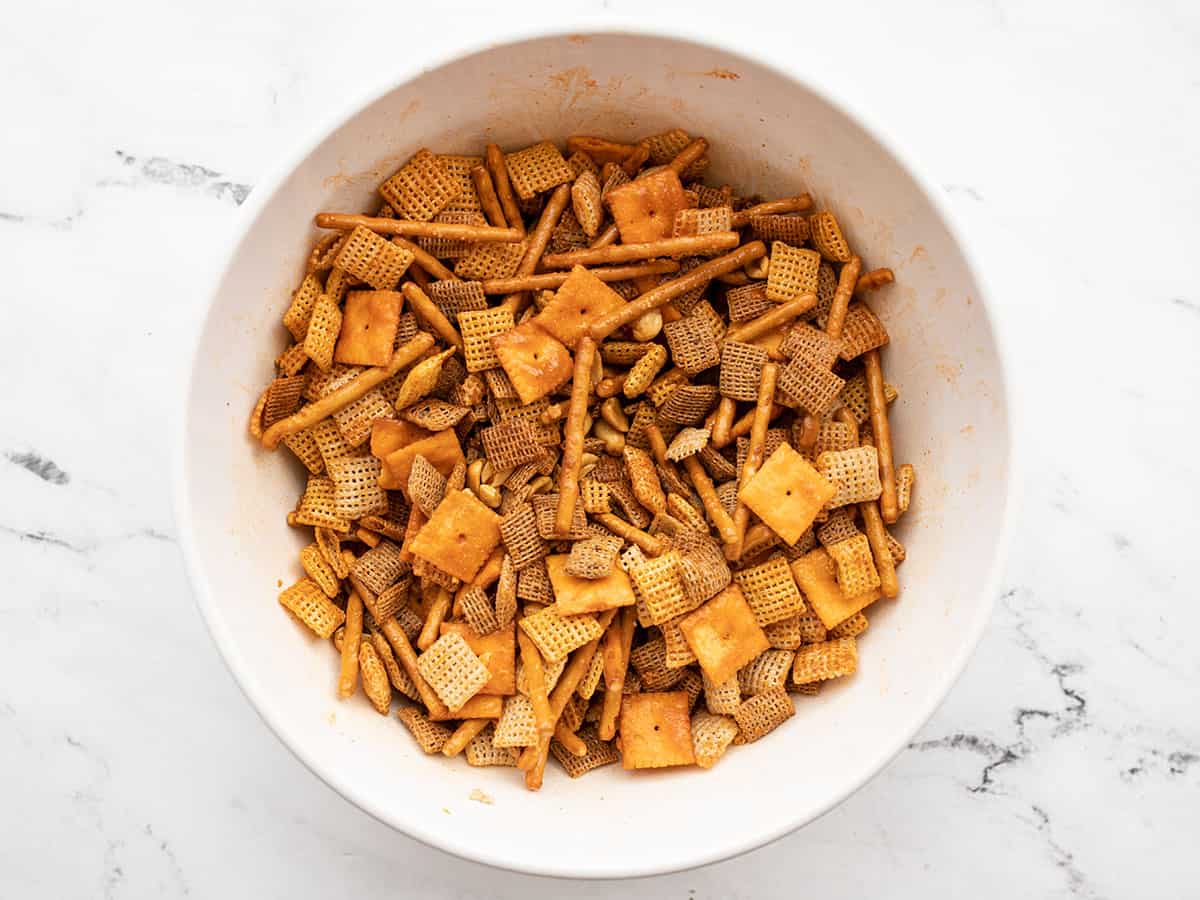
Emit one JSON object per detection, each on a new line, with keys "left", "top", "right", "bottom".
{"left": 703, "top": 68, "right": 741, "bottom": 80}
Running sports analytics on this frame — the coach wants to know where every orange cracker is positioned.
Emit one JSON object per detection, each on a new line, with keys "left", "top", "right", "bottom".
{"left": 332, "top": 291, "right": 403, "bottom": 367}
{"left": 533, "top": 266, "right": 626, "bottom": 350}
{"left": 546, "top": 553, "right": 636, "bottom": 615}
{"left": 677, "top": 583, "right": 770, "bottom": 685}
{"left": 377, "top": 429, "right": 464, "bottom": 493}
{"left": 738, "top": 443, "right": 835, "bottom": 544}
{"left": 492, "top": 320, "right": 574, "bottom": 405}
{"left": 606, "top": 168, "right": 689, "bottom": 244}
{"left": 619, "top": 691, "right": 695, "bottom": 769}
{"left": 789, "top": 547, "right": 880, "bottom": 628}
{"left": 409, "top": 489, "right": 501, "bottom": 583}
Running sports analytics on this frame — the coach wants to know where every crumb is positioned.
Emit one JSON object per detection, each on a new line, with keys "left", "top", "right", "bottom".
{"left": 327, "top": 712, "right": 336, "bottom": 724}
{"left": 442, "top": 807, "right": 451, "bottom": 815}
{"left": 469, "top": 788, "right": 494, "bottom": 805}
{"left": 277, "top": 578, "right": 283, "bottom": 588}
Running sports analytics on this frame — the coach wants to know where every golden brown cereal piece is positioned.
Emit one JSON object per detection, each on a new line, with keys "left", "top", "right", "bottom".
{"left": 547, "top": 553, "right": 635, "bottom": 614}
{"left": 505, "top": 141, "right": 574, "bottom": 199}
{"left": 300, "top": 542, "right": 340, "bottom": 598}
{"left": 552, "top": 726, "right": 620, "bottom": 777}
{"left": 438, "top": 622, "right": 516, "bottom": 696}
{"left": 725, "top": 281, "right": 773, "bottom": 324}
{"left": 673, "top": 205, "right": 733, "bottom": 237}
{"left": 562, "top": 536, "right": 621, "bottom": 580}
{"left": 808, "top": 211, "right": 853, "bottom": 262}
{"left": 629, "top": 551, "right": 698, "bottom": 624}
{"left": 677, "top": 584, "right": 770, "bottom": 684}
{"left": 777, "top": 355, "right": 845, "bottom": 418}
{"left": 837, "top": 303, "right": 889, "bottom": 360}
{"left": 676, "top": 534, "right": 733, "bottom": 606}
{"left": 606, "top": 168, "right": 689, "bottom": 244}
{"left": 332, "top": 291, "right": 403, "bottom": 367}
{"left": 702, "top": 670, "right": 742, "bottom": 715}
{"left": 581, "top": 478, "right": 611, "bottom": 514}
{"left": 619, "top": 691, "right": 696, "bottom": 769}
{"left": 427, "top": 279, "right": 487, "bottom": 325}
{"left": 493, "top": 694, "right": 539, "bottom": 747}
{"left": 732, "top": 687, "right": 794, "bottom": 741}
{"left": 660, "top": 615, "right": 698, "bottom": 668}
{"left": 792, "top": 636, "right": 858, "bottom": 683}
{"left": 455, "top": 306, "right": 513, "bottom": 373}
{"left": 813, "top": 419, "right": 858, "bottom": 458}
{"left": 262, "top": 376, "right": 306, "bottom": 432}
{"left": 766, "top": 242, "right": 822, "bottom": 302}
{"left": 691, "top": 711, "right": 740, "bottom": 768}
{"left": 331, "top": 388, "right": 394, "bottom": 448}
{"left": 718, "top": 341, "right": 769, "bottom": 402}
{"left": 465, "top": 724, "right": 520, "bottom": 766}
{"left": 283, "top": 274, "right": 323, "bottom": 341}
{"left": 838, "top": 373, "right": 898, "bottom": 424}
{"left": 459, "top": 586, "right": 500, "bottom": 635}
{"left": 453, "top": 238, "right": 526, "bottom": 281}
{"left": 817, "top": 507, "right": 860, "bottom": 546}
{"left": 396, "top": 705, "right": 454, "bottom": 753}
{"left": 481, "top": 418, "right": 547, "bottom": 470}
{"left": 372, "top": 631, "right": 419, "bottom": 700}
{"left": 664, "top": 426, "right": 711, "bottom": 462}
{"left": 733, "top": 555, "right": 806, "bottom": 627}
{"left": 659, "top": 384, "right": 719, "bottom": 426}
{"left": 829, "top": 612, "right": 869, "bottom": 640}
{"left": 352, "top": 540, "right": 408, "bottom": 594}
{"left": 762, "top": 615, "right": 808, "bottom": 651}
{"left": 334, "top": 225, "right": 414, "bottom": 290}
{"left": 738, "top": 649, "right": 795, "bottom": 695}
{"left": 499, "top": 501, "right": 550, "bottom": 570}
{"left": 358, "top": 640, "right": 392, "bottom": 714}
{"left": 401, "top": 398, "right": 469, "bottom": 431}
{"left": 790, "top": 548, "right": 880, "bottom": 628}
{"left": 294, "top": 476, "right": 351, "bottom": 532}
{"left": 436, "top": 154, "right": 483, "bottom": 214}
{"left": 571, "top": 170, "right": 604, "bottom": 237}
{"left": 533, "top": 266, "right": 626, "bottom": 350}
{"left": 519, "top": 605, "right": 603, "bottom": 663}
{"left": 393, "top": 348, "right": 455, "bottom": 411}
{"left": 302, "top": 291, "right": 342, "bottom": 372}
{"left": 379, "top": 149, "right": 461, "bottom": 222}
{"left": 315, "top": 527, "right": 347, "bottom": 577}
{"left": 531, "top": 493, "right": 590, "bottom": 541}
{"left": 663, "top": 314, "right": 721, "bottom": 376}
{"left": 826, "top": 533, "right": 882, "bottom": 596}
{"left": 416, "top": 631, "right": 490, "bottom": 712}
{"left": 623, "top": 446, "right": 666, "bottom": 514}
{"left": 779, "top": 322, "right": 843, "bottom": 368}
{"left": 817, "top": 446, "right": 883, "bottom": 508}
{"left": 279, "top": 578, "right": 345, "bottom": 638}
{"left": 409, "top": 489, "right": 501, "bottom": 583}
{"left": 738, "top": 443, "right": 836, "bottom": 544}
{"left": 377, "top": 429, "right": 464, "bottom": 493}
{"left": 276, "top": 341, "right": 310, "bottom": 377}
{"left": 491, "top": 320, "right": 575, "bottom": 405}
{"left": 892, "top": 462, "right": 915, "bottom": 515}
{"left": 750, "top": 214, "right": 810, "bottom": 245}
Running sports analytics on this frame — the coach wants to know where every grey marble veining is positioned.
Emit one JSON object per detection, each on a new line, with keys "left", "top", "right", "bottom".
{"left": 1, "top": 0, "right": 1196, "bottom": 897}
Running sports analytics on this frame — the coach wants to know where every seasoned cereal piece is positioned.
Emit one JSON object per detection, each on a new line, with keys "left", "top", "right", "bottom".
{"left": 518, "top": 605, "right": 603, "bottom": 663}
{"left": 334, "top": 225, "right": 413, "bottom": 290}
{"left": 792, "top": 636, "right": 858, "bottom": 683}
{"left": 790, "top": 548, "right": 880, "bottom": 628}
{"left": 377, "top": 429, "right": 464, "bottom": 493}
{"left": 505, "top": 141, "right": 574, "bottom": 199}
{"left": 552, "top": 726, "right": 620, "bottom": 777}
{"left": 396, "top": 706, "right": 453, "bottom": 753}
{"left": 733, "top": 555, "right": 806, "bottom": 627}
{"left": 732, "top": 687, "right": 794, "bottom": 741}
{"left": 691, "top": 711, "right": 740, "bottom": 768}
{"left": 767, "top": 242, "right": 821, "bottom": 302}
{"left": 278, "top": 578, "right": 344, "bottom": 638}
{"left": 416, "top": 631, "right": 490, "bottom": 712}
{"left": 619, "top": 691, "right": 696, "bottom": 769}
{"left": 825, "top": 533, "right": 882, "bottom": 596}
{"left": 379, "top": 149, "right": 461, "bottom": 221}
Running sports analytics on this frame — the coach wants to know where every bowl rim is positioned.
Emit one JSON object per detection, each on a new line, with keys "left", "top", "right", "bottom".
{"left": 172, "top": 20, "right": 1021, "bottom": 880}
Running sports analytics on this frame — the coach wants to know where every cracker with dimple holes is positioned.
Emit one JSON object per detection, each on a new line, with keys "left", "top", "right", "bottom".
{"left": 830, "top": 612, "right": 869, "bottom": 640}
{"left": 416, "top": 631, "right": 490, "bottom": 712}
{"left": 454, "top": 239, "right": 526, "bottom": 281}
{"left": 779, "top": 322, "right": 842, "bottom": 368}
{"left": 623, "top": 446, "right": 666, "bottom": 514}
{"left": 561, "top": 535, "right": 622, "bottom": 580}
{"left": 531, "top": 493, "right": 590, "bottom": 540}
{"left": 326, "top": 455, "right": 388, "bottom": 519}
{"left": 396, "top": 706, "right": 454, "bottom": 754}
{"left": 750, "top": 214, "right": 810, "bottom": 245}
{"left": 817, "top": 446, "right": 882, "bottom": 508}
{"left": 262, "top": 375, "right": 306, "bottom": 429}
{"left": 738, "top": 649, "right": 795, "bottom": 695}
{"left": 480, "top": 418, "right": 547, "bottom": 471}
{"left": 691, "top": 711, "right": 739, "bottom": 769}
{"left": 406, "top": 454, "right": 447, "bottom": 516}
{"left": 300, "top": 543, "right": 339, "bottom": 598}
{"left": 664, "top": 314, "right": 721, "bottom": 376}
{"left": 606, "top": 168, "right": 689, "bottom": 244}
{"left": 702, "top": 670, "right": 742, "bottom": 715}
{"left": 553, "top": 726, "right": 620, "bottom": 777}
{"left": 379, "top": 149, "right": 460, "bottom": 222}
{"left": 457, "top": 307, "right": 513, "bottom": 373}
{"left": 278, "top": 578, "right": 345, "bottom": 638}
{"left": 739, "top": 443, "right": 836, "bottom": 544}
{"left": 733, "top": 687, "right": 794, "bottom": 741}
{"left": 505, "top": 141, "right": 574, "bottom": 199}
{"left": 629, "top": 551, "right": 696, "bottom": 625}
{"left": 790, "top": 548, "right": 880, "bottom": 629}
{"left": 352, "top": 539, "right": 408, "bottom": 594}
{"left": 678, "top": 584, "right": 770, "bottom": 684}
{"left": 465, "top": 724, "right": 520, "bottom": 767}
{"left": 792, "top": 636, "right": 858, "bottom": 684}
{"left": 733, "top": 554, "right": 807, "bottom": 626}
{"left": 777, "top": 354, "right": 845, "bottom": 418}
{"left": 826, "top": 533, "right": 881, "bottom": 596}
{"left": 303, "top": 291, "right": 342, "bottom": 371}
{"left": 334, "top": 225, "right": 413, "bottom": 290}
{"left": 294, "top": 476, "right": 350, "bottom": 531}
{"left": 493, "top": 694, "right": 538, "bottom": 748}
{"left": 719, "top": 341, "right": 769, "bottom": 402}
{"left": 837, "top": 303, "right": 890, "bottom": 360}
{"left": 619, "top": 691, "right": 695, "bottom": 769}
{"left": 673, "top": 205, "right": 732, "bottom": 237}
{"left": 666, "top": 426, "right": 711, "bottom": 461}
{"left": 401, "top": 398, "right": 469, "bottom": 431}
{"left": 333, "top": 290, "right": 404, "bottom": 367}
{"left": 518, "top": 605, "right": 602, "bottom": 663}
{"left": 427, "top": 279, "right": 487, "bottom": 325}
{"left": 409, "top": 489, "right": 501, "bottom": 583}
{"left": 808, "top": 211, "right": 853, "bottom": 262}
{"left": 767, "top": 242, "right": 821, "bottom": 302}
{"left": 534, "top": 266, "right": 626, "bottom": 351}
{"left": 659, "top": 384, "right": 719, "bottom": 425}
{"left": 491, "top": 320, "right": 574, "bottom": 405}
{"left": 726, "top": 282, "right": 773, "bottom": 323}
{"left": 283, "top": 274, "right": 323, "bottom": 341}
{"left": 817, "top": 507, "right": 860, "bottom": 546}
{"left": 550, "top": 550, "right": 634, "bottom": 613}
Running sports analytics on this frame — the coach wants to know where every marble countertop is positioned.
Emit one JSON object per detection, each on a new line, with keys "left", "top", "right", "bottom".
{"left": 3, "top": 0, "right": 1196, "bottom": 896}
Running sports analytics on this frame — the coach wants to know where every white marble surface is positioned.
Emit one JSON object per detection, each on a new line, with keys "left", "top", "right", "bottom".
{"left": 3, "top": 0, "right": 1197, "bottom": 896}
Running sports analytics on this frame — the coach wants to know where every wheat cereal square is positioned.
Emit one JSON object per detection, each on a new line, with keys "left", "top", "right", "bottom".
{"left": 379, "top": 149, "right": 461, "bottom": 221}
{"left": 278, "top": 578, "right": 345, "bottom": 638}
{"left": 732, "top": 687, "right": 794, "bottom": 741}
{"left": 518, "top": 605, "right": 603, "bottom": 662}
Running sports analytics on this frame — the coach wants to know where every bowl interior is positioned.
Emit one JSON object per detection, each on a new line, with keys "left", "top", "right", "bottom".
{"left": 180, "top": 31, "right": 1010, "bottom": 878}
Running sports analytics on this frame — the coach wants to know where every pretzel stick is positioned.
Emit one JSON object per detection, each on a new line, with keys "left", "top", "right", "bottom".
{"left": 711, "top": 397, "right": 737, "bottom": 449}
{"left": 724, "top": 401, "right": 784, "bottom": 447}
{"left": 589, "top": 222, "right": 620, "bottom": 248}
{"left": 668, "top": 137, "right": 708, "bottom": 175}
{"left": 400, "top": 282, "right": 462, "bottom": 350}
{"left": 406, "top": 262, "right": 431, "bottom": 289}
{"left": 833, "top": 406, "right": 860, "bottom": 441}
{"left": 621, "top": 144, "right": 650, "bottom": 175}
{"left": 683, "top": 455, "right": 738, "bottom": 545}
{"left": 730, "top": 194, "right": 814, "bottom": 228}
{"left": 481, "top": 260, "right": 679, "bottom": 294}
{"left": 642, "top": 423, "right": 686, "bottom": 495}
{"left": 554, "top": 723, "right": 588, "bottom": 756}
{"left": 864, "top": 349, "right": 899, "bottom": 523}
{"left": 825, "top": 256, "right": 862, "bottom": 339}
{"left": 859, "top": 497, "right": 900, "bottom": 599}
{"left": 337, "top": 588, "right": 364, "bottom": 698}
{"left": 726, "top": 362, "right": 778, "bottom": 560}
{"left": 541, "top": 232, "right": 739, "bottom": 269}
{"left": 378, "top": 616, "right": 449, "bottom": 719}
{"left": 555, "top": 336, "right": 595, "bottom": 537}
{"left": 386, "top": 236, "right": 457, "bottom": 282}
{"left": 566, "top": 136, "right": 640, "bottom": 165}
{"left": 723, "top": 294, "right": 816, "bottom": 343}
{"left": 855, "top": 267, "right": 894, "bottom": 296}
{"left": 261, "top": 332, "right": 435, "bottom": 448}
{"left": 469, "top": 165, "right": 508, "bottom": 228}
{"left": 594, "top": 513, "right": 664, "bottom": 556}
{"left": 794, "top": 412, "right": 821, "bottom": 455}
{"left": 598, "top": 606, "right": 634, "bottom": 740}
{"left": 441, "top": 718, "right": 491, "bottom": 757}
{"left": 501, "top": 183, "right": 571, "bottom": 314}
{"left": 313, "top": 213, "right": 522, "bottom": 243}
{"left": 740, "top": 522, "right": 777, "bottom": 557}
{"left": 595, "top": 372, "right": 628, "bottom": 398}
{"left": 416, "top": 586, "right": 451, "bottom": 651}
{"left": 486, "top": 143, "right": 525, "bottom": 235}
{"left": 588, "top": 241, "right": 767, "bottom": 340}
{"left": 517, "top": 630, "right": 554, "bottom": 756}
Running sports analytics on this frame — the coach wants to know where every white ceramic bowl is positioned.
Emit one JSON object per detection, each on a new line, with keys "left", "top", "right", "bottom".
{"left": 175, "top": 28, "right": 1015, "bottom": 879}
